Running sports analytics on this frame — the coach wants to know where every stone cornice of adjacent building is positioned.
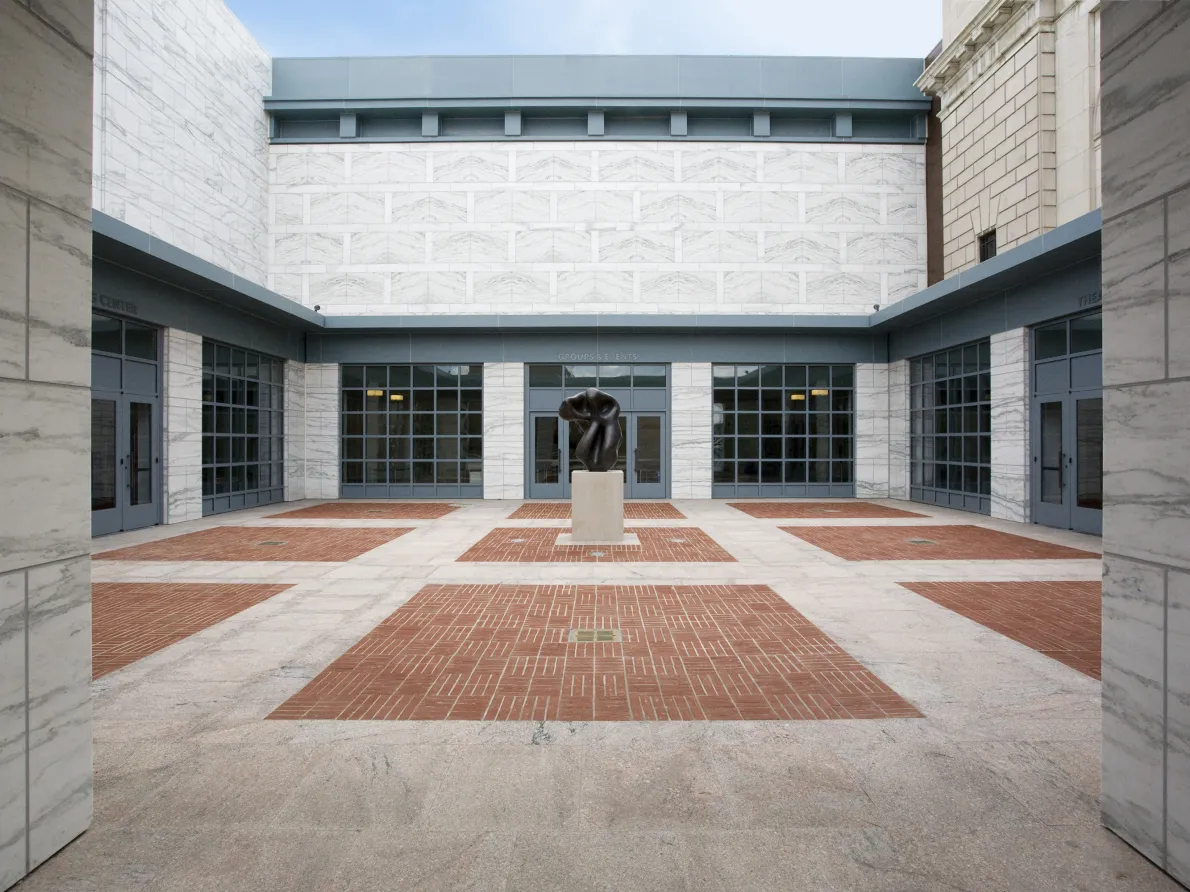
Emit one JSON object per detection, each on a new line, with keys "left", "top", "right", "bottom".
{"left": 916, "top": 0, "right": 1056, "bottom": 106}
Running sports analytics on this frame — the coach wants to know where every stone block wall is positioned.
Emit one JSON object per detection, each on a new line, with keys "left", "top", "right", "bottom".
{"left": 0, "top": 1, "right": 95, "bottom": 887}
{"left": 266, "top": 142, "right": 927, "bottom": 316}
{"left": 92, "top": 0, "right": 271, "bottom": 285}
{"left": 1099, "top": 1, "right": 1190, "bottom": 883}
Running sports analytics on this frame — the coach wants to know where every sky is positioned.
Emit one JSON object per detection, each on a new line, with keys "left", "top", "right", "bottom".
{"left": 225, "top": 0, "right": 942, "bottom": 59}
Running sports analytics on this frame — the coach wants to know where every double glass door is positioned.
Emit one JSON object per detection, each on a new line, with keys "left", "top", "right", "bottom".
{"left": 1033, "top": 390, "right": 1102, "bottom": 535}
{"left": 92, "top": 392, "right": 160, "bottom": 536}
{"left": 529, "top": 413, "right": 665, "bottom": 499}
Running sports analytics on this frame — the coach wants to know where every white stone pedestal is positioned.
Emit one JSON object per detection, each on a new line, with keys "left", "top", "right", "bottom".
{"left": 569, "top": 470, "right": 625, "bottom": 543}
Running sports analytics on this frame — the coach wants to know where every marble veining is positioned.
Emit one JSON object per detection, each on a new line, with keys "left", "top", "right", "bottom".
{"left": 163, "top": 329, "right": 204, "bottom": 525}
{"left": 483, "top": 363, "right": 525, "bottom": 499}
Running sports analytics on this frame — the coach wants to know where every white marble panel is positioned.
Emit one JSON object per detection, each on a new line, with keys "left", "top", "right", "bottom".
{"left": 512, "top": 190, "right": 552, "bottom": 224}
{"left": 855, "top": 363, "right": 891, "bottom": 499}
{"left": 765, "top": 231, "right": 839, "bottom": 264}
{"left": 273, "top": 193, "right": 303, "bottom": 226}
{"left": 483, "top": 362, "right": 525, "bottom": 499}
{"left": 1102, "top": 201, "right": 1166, "bottom": 386}
{"left": 670, "top": 362, "right": 713, "bottom": 499}
{"left": 1101, "top": 554, "right": 1167, "bottom": 864}
{"left": 888, "top": 271, "right": 925, "bottom": 304}
{"left": 759, "top": 191, "right": 801, "bottom": 224}
{"left": 556, "top": 191, "right": 596, "bottom": 224}
{"left": 639, "top": 191, "right": 717, "bottom": 224}
{"left": 515, "top": 230, "right": 591, "bottom": 264}
{"left": 341, "top": 273, "right": 385, "bottom": 304}
{"left": 391, "top": 192, "right": 468, "bottom": 224}
{"left": 349, "top": 149, "right": 427, "bottom": 184}
{"left": 0, "top": 571, "right": 25, "bottom": 890}
{"left": 764, "top": 149, "right": 841, "bottom": 184}
{"left": 1165, "top": 187, "right": 1190, "bottom": 380}
{"left": 310, "top": 192, "right": 349, "bottom": 226}
{"left": 640, "top": 271, "right": 716, "bottom": 306}
{"left": 805, "top": 272, "right": 881, "bottom": 307}
{"left": 723, "top": 272, "right": 764, "bottom": 304}
{"left": 284, "top": 361, "right": 307, "bottom": 502}
{"left": 598, "top": 150, "right": 674, "bottom": 182}
{"left": 556, "top": 271, "right": 633, "bottom": 305}
{"left": 28, "top": 203, "right": 90, "bottom": 387}
{"left": 163, "top": 329, "right": 203, "bottom": 524}
{"left": 887, "top": 360, "right": 910, "bottom": 500}
{"left": 434, "top": 231, "right": 507, "bottom": 264}
{"left": 846, "top": 232, "right": 920, "bottom": 265}
{"left": 805, "top": 193, "right": 882, "bottom": 224}
{"left": 305, "top": 233, "right": 344, "bottom": 264}
{"left": 427, "top": 272, "right": 468, "bottom": 304}
{"left": 0, "top": 191, "right": 27, "bottom": 380}
{"left": 680, "top": 149, "right": 757, "bottom": 183}
{"left": 887, "top": 194, "right": 922, "bottom": 225}
{"left": 600, "top": 232, "right": 675, "bottom": 263}
{"left": 722, "top": 191, "right": 762, "bottom": 224}
{"left": 761, "top": 272, "right": 801, "bottom": 306}
{"left": 0, "top": 381, "right": 89, "bottom": 575}
{"left": 516, "top": 150, "right": 591, "bottom": 182}
{"left": 350, "top": 232, "right": 425, "bottom": 265}
{"left": 348, "top": 192, "right": 386, "bottom": 225}
{"left": 26, "top": 556, "right": 91, "bottom": 870}
{"left": 303, "top": 364, "right": 340, "bottom": 499}
{"left": 433, "top": 150, "right": 509, "bottom": 183}
{"left": 1169, "top": 568, "right": 1190, "bottom": 877}
{"left": 989, "top": 328, "right": 1031, "bottom": 524}
{"left": 473, "top": 190, "right": 514, "bottom": 223}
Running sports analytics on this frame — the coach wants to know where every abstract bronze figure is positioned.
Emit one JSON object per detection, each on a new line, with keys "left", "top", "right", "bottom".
{"left": 559, "top": 388, "right": 622, "bottom": 472}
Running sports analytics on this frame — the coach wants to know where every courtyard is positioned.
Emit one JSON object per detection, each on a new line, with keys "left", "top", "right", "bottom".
{"left": 18, "top": 499, "right": 1179, "bottom": 891}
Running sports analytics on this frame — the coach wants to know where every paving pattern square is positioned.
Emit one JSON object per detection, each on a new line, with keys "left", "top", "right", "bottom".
{"left": 268, "top": 584, "right": 921, "bottom": 722}
{"left": 93, "top": 526, "right": 413, "bottom": 562}
{"left": 781, "top": 524, "right": 1100, "bottom": 561}
{"left": 92, "top": 582, "right": 292, "bottom": 678}
{"left": 456, "top": 527, "right": 735, "bottom": 562}
{"left": 267, "top": 502, "right": 459, "bottom": 520}
{"left": 508, "top": 502, "right": 686, "bottom": 520}
{"left": 730, "top": 501, "right": 928, "bottom": 519}
{"left": 899, "top": 581, "right": 1102, "bottom": 678}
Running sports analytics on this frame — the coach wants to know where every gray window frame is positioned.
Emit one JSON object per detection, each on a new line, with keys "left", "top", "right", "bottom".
{"left": 340, "top": 363, "right": 484, "bottom": 499}
{"left": 711, "top": 363, "right": 855, "bottom": 499}
{"left": 909, "top": 339, "right": 992, "bottom": 515}
{"left": 201, "top": 339, "right": 286, "bottom": 516}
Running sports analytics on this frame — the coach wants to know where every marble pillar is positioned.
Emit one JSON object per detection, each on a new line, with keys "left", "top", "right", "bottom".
{"left": 1100, "top": 2, "right": 1190, "bottom": 884}
{"left": 0, "top": 1, "right": 95, "bottom": 886}
{"left": 989, "top": 328, "right": 1031, "bottom": 523}
{"left": 887, "top": 359, "right": 911, "bottom": 501}
{"left": 670, "top": 362, "right": 712, "bottom": 499}
{"left": 283, "top": 360, "right": 307, "bottom": 502}
{"left": 855, "top": 363, "right": 891, "bottom": 499}
{"left": 162, "top": 329, "right": 203, "bottom": 523}
{"left": 483, "top": 362, "right": 525, "bottom": 500}
{"left": 303, "top": 363, "right": 340, "bottom": 500}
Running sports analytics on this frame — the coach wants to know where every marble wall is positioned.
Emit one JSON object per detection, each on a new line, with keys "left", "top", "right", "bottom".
{"left": 483, "top": 363, "right": 526, "bottom": 500}
{"left": 671, "top": 363, "right": 713, "bottom": 499}
{"left": 297, "top": 364, "right": 340, "bottom": 500}
{"left": 93, "top": 0, "right": 271, "bottom": 285}
{"left": 989, "top": 328, "right": 1031, "bottom": 523}
{"left": 283, "top": 361, "right": 308, "bottom": 502}
{"left": 0, "top": 0, "right": 95, "bottom": 887}
{"left": 887, "top": 360, "right": 911, "bottom": 501}
{"left": 163, "top": 329, "right": 203, "bottom": 523}
{"left": 855, "top": 363, "right": 892, "bottom": 499}
{"left": 1100, "top": 2, "right": 1190, "bottom": 884}
{"left": 266, "top": 142, "right": 927, "bottom": 316}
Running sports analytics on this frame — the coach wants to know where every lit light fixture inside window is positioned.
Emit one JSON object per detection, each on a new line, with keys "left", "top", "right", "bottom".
{"left": 366, "top": 389, "right": 384, "bottom": 397}
{"left": 789, "top": 392, "right": 806, "bottom": 401}
{"left": 390, "top": 393, "right": 404, "bottom": 401}
{"left": 810, "top": 389, "right": 829, "bottom": 396}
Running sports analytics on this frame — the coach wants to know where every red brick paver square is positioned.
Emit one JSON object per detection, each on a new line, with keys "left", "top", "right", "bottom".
{"left": 781, "top": 524, "right": 1099, "bottom": 561}
{"left": 94, "top": 526, "right": 413, "bottom": 562}
{"left": 267, "top": 502, "right": 459, "bottom": 520}
{"left": 456, "top": 527, "right": 735, "bottom": 562}
{"left": 731, "top": 501, "right": 928, "bottom": 519}
{"left": 899, "top": 581, "right": 1101, "bottom": 678}
{"left": 268, "top": 584, "right": 921, "bottom": 721}
{"left": 509, "top": 502, "right": 686, "bottom": 520}
{"left": 92, "top": 582, "right": 292, "bottom": 678}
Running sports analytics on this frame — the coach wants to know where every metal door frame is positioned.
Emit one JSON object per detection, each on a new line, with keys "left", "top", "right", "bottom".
{"left": 1030, "top": 388, "right": 1103, "bottom": 536}
{"left": 1069, "top": 389, "right": 1103, "bottom": 536}
{"left": 91, "top": 390, "right": 122, "bottom": 537}
{"left": 121, "top": 393, "right": 162, "bottom": 531}
{"left": 628, "top": 413, "right": 666, "bottom": 499}
{"left": 524, "top": 410, "right": 668, "bottom": 500}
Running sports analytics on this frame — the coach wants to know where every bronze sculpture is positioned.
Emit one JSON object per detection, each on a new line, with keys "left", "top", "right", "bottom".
{"left": 559, "top": 387, "right": 622, "bottom": 472}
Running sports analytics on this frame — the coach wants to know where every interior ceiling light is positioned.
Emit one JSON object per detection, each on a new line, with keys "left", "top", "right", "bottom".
{"left": 789, "top": 393, "right": 806, "bottom": 400}
{"left": 390, "top": 393, "right": 404, "bottom": 401}
{"left": 366, "top": 389, "right": 383, "bottom": 397}
{"left": 811, "top": 389, "right": 829, "bottom": 396}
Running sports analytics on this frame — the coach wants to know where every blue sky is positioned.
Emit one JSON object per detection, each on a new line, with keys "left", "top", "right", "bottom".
{"left": 226, "top": 0, "right": 942, "bottom": 59}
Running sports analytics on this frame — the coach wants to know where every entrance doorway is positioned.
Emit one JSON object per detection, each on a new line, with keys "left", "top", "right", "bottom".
{"left": 529, "top": 412, "right": 666, "bottom": 499}
{"left": 525, "top": 363, "right": 669, "bottom": 499}
{"left": 91, "top": 312, "right": 162, "bottom": 536}
{"left": 1031, "top": 312, "right": 1102, "bottom": 535}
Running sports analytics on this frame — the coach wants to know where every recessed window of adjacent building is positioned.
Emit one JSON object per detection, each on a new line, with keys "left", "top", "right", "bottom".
{"left": 712, "top": 364, "right": 854, "bottom": 488}
{"left": 340, "top": 364, "right": 483, "bottom": 492}
{"left": 909, "top": 341, "right": 992, "bottom": 513}
{"left": 201, "top": 340, "right": 285, "bottom": 515}
{"left": 979, "top": 229, "right": 997, "bottom": 262}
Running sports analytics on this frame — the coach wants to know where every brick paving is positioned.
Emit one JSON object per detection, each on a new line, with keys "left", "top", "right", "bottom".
{"left": 268, "top": 583, "right": 921, "bottom": 722}
{"left": 267, "top": 502, "right": 459, "bottom": 520}
{"left": 899, "top": 581, "right": 1102, "bottom": 678}
{"left": 456, "top": 527, "right": 735, "bottom": 563}
{"left": 92, "top": 582, "right": 292, "bottom": 678}
{"left": 730, "top": 501, "right": 928, "bottom": 519}
{"left": 509, "top": 502, "right": 686, "bottom": 520}
{"left": 781, "top": 524, "right": 1100, "bottom": 561}
{"left": 94, "top": 527, "right": 413, "bottom": 562}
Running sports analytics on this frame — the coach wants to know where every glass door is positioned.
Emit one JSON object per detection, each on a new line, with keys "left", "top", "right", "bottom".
{"left": 528, "top": 415, "right": 565, "bottom": 499}
{"left": 1031, "top": 393, "right": 1103, "bottom": 535}
{"left": 123, "top": 396, "right": 159, "bottom": 530}
{"left": 91, "top": 394, "right": 121, "bottom": 536}
{"left": 1034, "top": 399, "right": 1068, "bottom": 530}
{"left": 1071, "top": 393, "right": 1103, "bottom": 535}
{"left": 628, "top": 414, "right": 665, "bottom": 499}
{"left": 91, "top": 394, "right": 160, "bottom": 535}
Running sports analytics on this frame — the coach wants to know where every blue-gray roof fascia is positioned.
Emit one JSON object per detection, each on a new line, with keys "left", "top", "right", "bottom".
{"left": 92, "top": 211, "right": 326, "bottom": 331}
{"left": 267, "top": 54, "right": 928, "bottom": 106}
{"left": 869, "top": 209, "right": 1103, "bottom": 332}
{"left": 264, "top": 98, "right": 932, "bottom": 113}
{"left": 319, "top": 313, "right": 874, "bottom": 332}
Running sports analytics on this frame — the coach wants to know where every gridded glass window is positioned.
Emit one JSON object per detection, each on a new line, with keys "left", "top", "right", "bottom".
{"left": 341, "top": 364, "right": 483, "bottom": 494}
{"left": 909, "top": 340, "right": 992, "bottom": 512}
{"left": 712, "top": 364, "right": 854, "bottom": 490}
{"left": 201, "top": 340, "right": 285, "bottom": 514}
